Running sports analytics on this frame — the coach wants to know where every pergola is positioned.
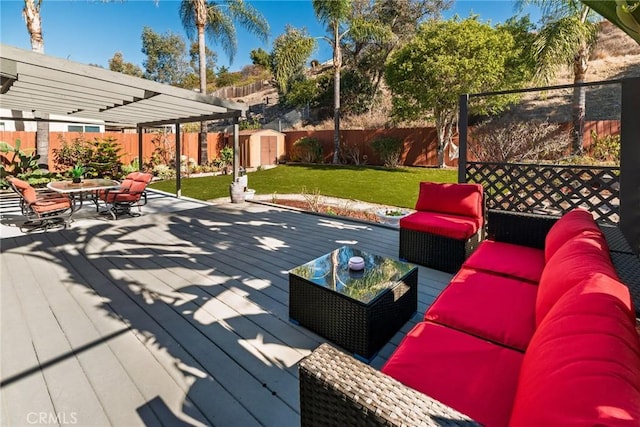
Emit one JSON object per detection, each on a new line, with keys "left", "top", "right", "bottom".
{"left": 0, "top": 44, "right": 248, "bottom": 196}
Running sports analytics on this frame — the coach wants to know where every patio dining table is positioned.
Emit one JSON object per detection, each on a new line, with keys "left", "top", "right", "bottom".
{"left": 47, "top": 178, "right": 120, "bottom": 216}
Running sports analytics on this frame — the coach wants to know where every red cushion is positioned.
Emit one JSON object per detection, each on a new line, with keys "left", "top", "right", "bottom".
{"left": 536, "top": 231, "right": 618, "bottom": 325}
{"left": 382, "top": 322, "right": 523, "bottom": 427}
{"left": 32, "top": 198, "right": 71, "bottom": 213}
{"left": 425, "top": 267, "right": 537, "bottom": 351}
{"left": 463, "top": 240, "right": 545, "bottom": 283}
{"left": 414, "top": 182, "right": 483, "bottom": 223}
{"left": 544, "top": 208, "right": 602, "bottom": 262}
{"left": 400, "top": 211, "right": 479, "bottom": 240}
{"left": 509, "top": 275, "right": 640, "bottom": 427}
{"left": 9, "top": 177, "right": 37, "bottom": 203}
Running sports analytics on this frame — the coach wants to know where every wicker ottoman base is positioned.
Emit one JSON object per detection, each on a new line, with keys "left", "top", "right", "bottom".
{"left": 399, "top": 228, "right": 481, "bottom": 274}
{"left": 289, "top": 249, "right": 418, "bottom": 361}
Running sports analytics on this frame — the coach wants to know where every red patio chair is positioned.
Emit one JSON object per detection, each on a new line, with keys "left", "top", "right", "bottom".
{"left": 8, "top": 177, "right": 76, "bottom": 230}
{"left": 97, "top": 172, "right": 153, "bottom": 219}
{"left": 399, "top": 182, "right": 485, "bottom": 273}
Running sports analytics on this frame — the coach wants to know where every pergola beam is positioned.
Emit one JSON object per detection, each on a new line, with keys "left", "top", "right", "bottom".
{"left": 0, "top": 44, "right": 249, "bottom": 201}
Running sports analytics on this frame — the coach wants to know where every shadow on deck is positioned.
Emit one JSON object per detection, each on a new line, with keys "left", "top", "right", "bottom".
{"left": 0, "top": 200, "right": 451, "bottom": 426}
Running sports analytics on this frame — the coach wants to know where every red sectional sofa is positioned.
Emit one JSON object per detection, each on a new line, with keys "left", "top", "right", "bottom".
{"left": 399, "top": 182, "right": 485, "bottom": 274}
{"left": 299, "top": 208, "right": 640, "bottom": 426}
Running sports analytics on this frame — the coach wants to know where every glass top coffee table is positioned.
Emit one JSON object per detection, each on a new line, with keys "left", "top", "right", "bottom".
{"left": 289, "top": 246, "right": 418, "bottom": 361}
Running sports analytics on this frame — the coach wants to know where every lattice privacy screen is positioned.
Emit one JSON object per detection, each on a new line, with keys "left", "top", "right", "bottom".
{"left": 467, "top": 162, "right": 620, "bottom": 224}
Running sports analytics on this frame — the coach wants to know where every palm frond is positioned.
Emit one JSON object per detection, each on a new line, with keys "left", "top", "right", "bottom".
{"left": 205, "top": 6, "right": 237, "bottom": 62}
{"left": 179, "top": 1, "right": 198, "bottom": 41}
{"left": 533, "top": 15, "right": 598, "bottom": 83}
{"left": 227, "top": 0, "right": 270, "bottom": 43}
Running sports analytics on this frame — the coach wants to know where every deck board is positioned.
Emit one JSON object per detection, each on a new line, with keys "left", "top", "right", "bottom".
{"left": 1, "top": 201, "right": 450, "bottom": 426}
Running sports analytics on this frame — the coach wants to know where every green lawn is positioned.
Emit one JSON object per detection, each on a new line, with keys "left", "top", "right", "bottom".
{"left": 149, "top": 164, "right": 457, "bottom": 208}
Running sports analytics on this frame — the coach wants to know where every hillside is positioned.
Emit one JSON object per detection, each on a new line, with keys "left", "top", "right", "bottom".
{"left": 229, "top": 20, "right": 640, "bottom": 129}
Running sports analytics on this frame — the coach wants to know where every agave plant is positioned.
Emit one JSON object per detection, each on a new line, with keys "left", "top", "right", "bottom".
{"left": 70, "top": 163, "right": 85, "bottom": 181}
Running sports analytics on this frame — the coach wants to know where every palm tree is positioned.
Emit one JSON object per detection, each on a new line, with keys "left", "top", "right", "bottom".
{"left": 180, "top": 0, "right": 269, "bottom": 164}
{"left": 521, "top": 0, "right": 600, "bottom": 155}
{"left": 312, "top": 0, "right": 351, "bottom": 164}
{"left": 22, "top": 0, "right": 49, "bottom": 170}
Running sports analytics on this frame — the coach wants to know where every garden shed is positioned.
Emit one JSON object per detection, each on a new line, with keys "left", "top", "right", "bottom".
{"left": 237, "top": 129, "right": 285, "bottom": 168}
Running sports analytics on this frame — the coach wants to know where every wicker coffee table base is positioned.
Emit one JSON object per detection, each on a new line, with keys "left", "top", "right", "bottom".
{"left": 289, "top": 269, "right": 418, "bottom": 361}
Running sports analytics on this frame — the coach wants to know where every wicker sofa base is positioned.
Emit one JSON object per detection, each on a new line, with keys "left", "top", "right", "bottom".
{"left": 299, "top": 343, "right": 478, "bottom": 427}
{"left": 399, "top": 228, "right": 481, "bottom": 274}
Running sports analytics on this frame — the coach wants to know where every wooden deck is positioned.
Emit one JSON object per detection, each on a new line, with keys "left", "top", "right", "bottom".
{"left": 0, "top": 201, "right": 452, "bottom": 426}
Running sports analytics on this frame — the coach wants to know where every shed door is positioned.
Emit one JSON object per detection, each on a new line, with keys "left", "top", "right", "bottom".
{"left": 260, "top": 136, "right": 277, "bottom": 165}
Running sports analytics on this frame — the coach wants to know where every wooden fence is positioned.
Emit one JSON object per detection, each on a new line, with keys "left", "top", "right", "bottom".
{"left": 0, "top": 131, "right": 227, "bottom": 172}
{"left": 1, "top": 119, "right": 620, "bottom": 171}
{"left": 211, "top": 81, "right": 269, "bottom": 99}
{"left": 284, "top": 127, "right": 455, "bottom": 167}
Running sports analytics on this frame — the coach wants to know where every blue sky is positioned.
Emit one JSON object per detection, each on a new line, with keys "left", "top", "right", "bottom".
{"left": 0, "top": 0, "right": 542, "bottom": 72}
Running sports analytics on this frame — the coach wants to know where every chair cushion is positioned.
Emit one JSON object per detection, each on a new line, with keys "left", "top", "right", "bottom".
{"left": 536, "top": 230, "right": 618, "bottom": 325}
{"left": 544, "top": 208, "right": 602, "bottom": 262}
{"left": 32, "top": 198, "right": 71, "bottom": 213}
{"left": 382, "top": 321, "right": 523, "bottom": 427}
{"left": 400, "top": 211, "right": 479, "bottom": 240}
{"left": 136, "top": 172, "right": 153, "bottom": 184}
{"left": 98, "top": 179, "right": 134, "bottom": 202}
{"left": 509, "top": 274, "right": 640, "bottom": 427}
{"left": 463, "top": 240, "right": 545, "bottom": 283}
{"left": 414, "top": 182, "right": 483, "bottom": 224}
{"left": 425, "top": 267, "right": 537, "bottom": 351}
{"left": 9, "top": 177, "right": 37, "bottom": 204}
{"left": 106, "top": 179, "right": 148, "bottom": 204}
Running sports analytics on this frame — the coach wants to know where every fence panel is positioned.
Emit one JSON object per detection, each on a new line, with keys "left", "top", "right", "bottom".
{"left": 467, "top": 161, "right": 620, "bottom": 224}
{"left": 0, "top": 131, "right": 227, "bottom": 171}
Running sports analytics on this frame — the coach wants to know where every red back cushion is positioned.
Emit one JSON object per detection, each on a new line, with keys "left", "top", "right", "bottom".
{"left": 544, "top": 208, "right": 601, "bottom": 262}
{"left": 414, "top": 182, "right": 483, "bottom": 221}
{"left": 120, "top": 178, "right": 135, "bottom": 191}
{"left": 9, "top": 177, "right": 37, "bottom": 204}
{"left": 463, "top": 240, "right": 545, "bottom": 283}
{"left": 509, "top": 274, "right": 640, "bottom": 427}
{"left": 535, "top": 230, "right": 618, "bottom": 326}
{"left": 137, "top": 172, "right": 153, "bottom": 184}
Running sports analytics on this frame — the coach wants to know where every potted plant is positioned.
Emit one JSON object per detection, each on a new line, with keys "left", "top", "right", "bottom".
{"left": 375, "top": 208, "right": 410, "bottom": 228}
{"left": 70, "top": 163, "right": 85, "bottom": 183}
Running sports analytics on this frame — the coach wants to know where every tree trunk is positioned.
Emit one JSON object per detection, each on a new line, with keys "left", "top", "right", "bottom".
{"left": 332, "top": 24, "right": 342, "bottom": 164}
{"left": 434, "top": 110, "right": 455, "bottom": 168}
{"left": 571, "top": 46, "right": 588, "bottom": 155}
{"left": 24, "top": 0, "right": 49, "bottom": 170}
{"left": 23, "top": 0, "right": 43, "bottom": 52}
{"left": 196, "top": 3, "right": 208, "bottom": 165}
{"left": 435, "top": 114, "right": 446, "bottom": 168}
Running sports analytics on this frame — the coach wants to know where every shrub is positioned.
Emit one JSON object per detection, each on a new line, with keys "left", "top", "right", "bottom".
{"left": 86, "top": 136, "right": 123, "bottom": 178}
{"left": 53, "top": 135, "right": 123, "bottom": 178}
{"left": 53, "top": 135, "right": 92, "bottom": 168}
{"left": 589, "top": 130, "right": 620, "bottom": 163}
{"left": 469, "top": 119, "right": 571, "bottom": 163}
{"left": 146, "top": 131, "right": 175, "bottom": 169}
{"left": 339, "top": 140, "right": 368, "bottom": 165}
{"left": 292, "top": 137, "right": 323, "bottom": 163}
{"left": 371, "top": 137, "right": 403, "bottom": 168}
{"left": 0, "top": 139, "right": 40, "bottom": 176}
{"left": 121, "top": 158, "right": 140, "bottom": 175}
{"left": 153, "top": 164, "right": 176, "bottom": 180}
